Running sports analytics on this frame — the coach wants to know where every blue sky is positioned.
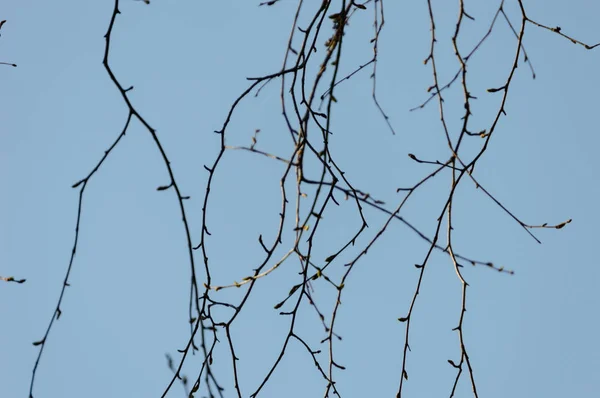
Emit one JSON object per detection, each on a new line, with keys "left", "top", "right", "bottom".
{"left": 2, "top": 1, "right": 599, "bottom": 397}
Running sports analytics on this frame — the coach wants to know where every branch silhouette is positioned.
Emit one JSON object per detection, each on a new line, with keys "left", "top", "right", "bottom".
{"left": 25, "top": 1, "right": 597, "bottom": 397}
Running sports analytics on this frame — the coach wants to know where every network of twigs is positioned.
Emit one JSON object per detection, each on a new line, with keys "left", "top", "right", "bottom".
{"left": 19, "top": 1, "right": 598, "bottom": 398}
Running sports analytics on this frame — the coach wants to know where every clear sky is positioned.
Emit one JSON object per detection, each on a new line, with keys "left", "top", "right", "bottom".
{"left": 2, "top": 1, "right": 599, "bottom": 397}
